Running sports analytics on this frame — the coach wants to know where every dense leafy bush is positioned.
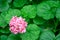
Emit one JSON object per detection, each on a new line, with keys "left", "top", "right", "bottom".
{"left": 0, "top": 0, "right": 60, "bottom": 40}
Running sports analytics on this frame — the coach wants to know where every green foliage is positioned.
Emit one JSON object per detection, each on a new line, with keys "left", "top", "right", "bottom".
{"left": 4, "top": 9, "right": 21, "bottom": 23}
{"left": 7, "top": 34, "right": 20, "bottom": 40}
{"left": 20, "top": 24, "right": 40, "bottom": 40}
{"left": 0, "top": 35, "right": 8, "bottom": 40}
{"left": 39, "top": 30, "right": 55, "bottom": 40}
{"left": 13, "top": 0, "right": 27, "bottom": 8}
{"left": 37, "top": 1, "right": 59, "bottom": 20}
{"left": 0, "top": 27, "right": 10, "bottom": 34}
{"left": 33, "top": 17, "right": 46, "bottom": 25}
{"left": 56, "top": 34, "right": 60, "bottom": 40}
{"left": 0, "top": 15, "right": 7, "bottom": 28}
{"left": 21, "top": 5, "right": 36, "bottom": 18}
{"left": 7, "top": 0, "right": 12, "bottom": 3}
{"left": 0, "top": 0, "right": 10, "bottom": 12}
{"left": 0, "top": 0, "right": 60, "bottom": 40}
{"left": 56, "top": 7, "right": 60, "bottom": 20}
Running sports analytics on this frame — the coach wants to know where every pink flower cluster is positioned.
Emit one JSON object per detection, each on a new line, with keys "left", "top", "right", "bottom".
{"left": 9, "top": 16, "right": 27, "bottom": 34}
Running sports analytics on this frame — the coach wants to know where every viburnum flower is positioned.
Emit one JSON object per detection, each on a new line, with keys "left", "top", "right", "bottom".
{"left": 9, "top": 16, "right": 28, "bottom": 34}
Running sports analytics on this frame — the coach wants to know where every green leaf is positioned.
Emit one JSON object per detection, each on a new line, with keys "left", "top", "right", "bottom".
{"left": 37, "top": 1, "right": 59, "bottom": 20}
{"left": 33, "top": 17, "right": 46, "bottom": 25}
{"left": 0, "top": 15, "right": 7, "bottom": 28}
{"left": 39, "top": 30, "right": 55, "bottom": 40}
{"left": 20, "top": 24, "right": 40, "bottom": 40}
{"left": 47, "top": 1, "right": 59, "bottom": 7}
{"left": 4, "top": 9, "right": 21, "bottom": 23}
{"left": 56, "top": 33, "right": 60, "bottom": 40}
{"left": 13, "top": 0, "right": 27, "bottom": 8}
{"left": 7, "top": 34, "right": 16, "bottom": 40}
{"left": 7, "top": 0, "right": 12, "bottom": 3}
{"left": 1, "top": 35, "right": 7, "bottom": 40}
{"left": 21, "top": 5, "right": 36, "bottom": 18}
{"left": 56, "top": 7, "right": 60, "bottom": 20}
{"left": 0, "top": 0, "right": 9, "bottom": 12}
{"left": 7, "top": 34, "right": 20, "bottom": 40}
{"left": 0, "top": 11, "right": 8, "bottom": 27}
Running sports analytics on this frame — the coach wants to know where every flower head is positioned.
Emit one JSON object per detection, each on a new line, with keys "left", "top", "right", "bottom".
{"left": 9, "top": 16, "right": 27, "bottom": 34}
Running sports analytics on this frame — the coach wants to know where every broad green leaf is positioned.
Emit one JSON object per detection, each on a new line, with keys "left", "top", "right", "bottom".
{"left": 7, "top": 0, "right": 12, "bottom": 3}
{"left": 1, "top": 11, "right": 8, "bottom": 18}
{"left": 33, "top": 17, "right": 46, "bottom": 25}
{"left": 37, "top": 1, "right": 59, "bottom": 20}
{"left": 39, "top": 30, "right": 55, "bottom": 40}
{"left": 0, "top": 15, "right": 7, "bottom": 28}
{"left": 56, "top": 7, "right": 60, "bottom": 20}
{"left": 56, "top": 33, "right": 60, "bottom": 40}
{"left": 21, "top": 5, "right": 36, "bottom": 18}
{"left": 47, "top": 1, "right": 59, "bottom": 7}
{"left": 0, "top": 0, "right": 9, "bottom": 12}
{"left": 13, "top": 0, "right": 27, "bottom": 8}
{"left": 0, "top": 12, "right": 8, "bottom": 27}
{"left": 7, "top": 34, "right": 20, "bottom": 40}
{"left": 1, "top": 35, "right": 8, "bottom": 40}
{"left": 5, "top": 9, "right": 21, "bottom": 23}
{"left": 7, "top": 34, "right": 16, "bottom": 40}
{"left": 20, "top": 24, "right": 40, "bottom": 40}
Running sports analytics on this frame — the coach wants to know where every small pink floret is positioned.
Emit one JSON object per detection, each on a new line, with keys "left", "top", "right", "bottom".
{"left": 9, "top": 16, "right": 28, "bottom": 34}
